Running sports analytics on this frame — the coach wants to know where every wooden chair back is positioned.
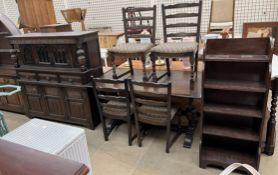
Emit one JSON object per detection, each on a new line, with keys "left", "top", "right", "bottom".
{"left": 208, "top": 0, "right": 235, "bottom": 36}
{"left": 61, "top": 8, "right": 87, "bottom": 31}
{"left": 129, "top": 80, "right": 172, "bottom": 125}
{"left": 122, "top": 6, "right": 157, "bottom": 44}
{"left": 162, "top": 1, "right": 203, "bottom": 43}
{"left": 92, "top": 78, "right": 131, "bottom": 118}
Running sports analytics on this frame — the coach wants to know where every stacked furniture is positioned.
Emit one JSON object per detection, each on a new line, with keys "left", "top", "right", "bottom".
{"left": 0, "top": 13, "right": 24, "bottom": 113}
{"left": 200, "top": 38, "right": 272, "bottom": 170}
{"left": 7, "top": 31, "right": 103, "bottom": 129}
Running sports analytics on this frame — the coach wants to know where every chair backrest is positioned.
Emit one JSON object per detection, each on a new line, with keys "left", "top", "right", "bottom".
{"left": 129, "top": 80, "right": 172, "bottom": 125}
{"left": 92, "top": 78, "right": 130, "bottom": 118}
{"left": 122, "top": 6, "right": 156, "bottom": 44}
{"left": 61, "top": 8, "right": 87, "bottom": 30}
{"left": 209, "top": 0, "right": 235, "bottom": 33}
{"left": 162, "top": 1, "right": 203, "bottom": 43}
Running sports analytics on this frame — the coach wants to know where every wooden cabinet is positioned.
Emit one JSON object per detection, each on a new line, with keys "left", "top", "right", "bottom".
{"left": 8, "top": 31, "right": 103, "bottom": 129}
{"left": 200, "top": 38, "right": 272, "bottom": 170}
{"left": 0, "top": 14, "right": 24, "bottom": 113}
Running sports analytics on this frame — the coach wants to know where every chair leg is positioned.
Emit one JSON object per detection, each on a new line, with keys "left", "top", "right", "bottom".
{"left": 128, "top": 58, "right": 134, "bottom": 75}
{"left": 150, "top": 54, "right": 157, "bottom": 82}
{"left": 134, "top": 117, "right": 142, "bottom": 147}
{"left": 190, "top": 53, "right": 195, "bottom": 81}
{"left": 102, "top": 117, "right": 109, "bottom": 141}
{"left": 141, "top": 56, "right": 148, "bottom": 81}
{"left": 166, "top": 58, "right": 171, "bottom": 76}
{"left": 166, "top": 122, "right": 171, "bottom": 153}
{"left": 128, "top": 117, "right": 132, "bottom": 146}
{"left": 111, "top": 53, "right": 117, "bottom": 79}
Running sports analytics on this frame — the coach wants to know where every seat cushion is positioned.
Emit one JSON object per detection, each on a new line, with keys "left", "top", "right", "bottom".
{"left": 108, "top": 43, "right": 154, "bottom": 54}
{"left": 150, "top": 42, "right": 198, "bottom": 54}
{"left": 137, "top": 105, "right": 178, "bottom": 125}
{"left": 102, "top": 101, "right": 132, "bottom": 119}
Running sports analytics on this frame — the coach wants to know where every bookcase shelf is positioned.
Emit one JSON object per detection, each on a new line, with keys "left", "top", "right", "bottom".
{"left": 200, "top": 38, "right": 271, "bottom": 171}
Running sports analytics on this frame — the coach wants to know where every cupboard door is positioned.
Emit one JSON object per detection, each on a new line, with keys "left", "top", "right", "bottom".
{"left": 66, "top": 88, "right": 90, "bottom": 123}
{"left": 23, "top": 85, "right": 46, "bottom": 116}
{"left": 43, "top": 86, "right": 66, "bottom": 120}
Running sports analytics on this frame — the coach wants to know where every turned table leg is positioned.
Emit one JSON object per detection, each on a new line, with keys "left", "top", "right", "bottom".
{"left": 265, "top": 77, "right": 278, "bottom": 155}
{"left": 183, "top": 98, "right": 199, "bottom": 148}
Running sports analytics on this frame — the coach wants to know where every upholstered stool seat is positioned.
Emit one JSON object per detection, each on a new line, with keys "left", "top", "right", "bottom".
{"left": 109, "top": 43, "right": 154, "bottom": 54}
{"left": 150, "top": 42, "right": 198, "bottom": 54}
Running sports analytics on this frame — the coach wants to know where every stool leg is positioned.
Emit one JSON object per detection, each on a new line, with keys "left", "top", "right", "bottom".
{"left": 151, "top": 54, "right": 157, "bottom": 82}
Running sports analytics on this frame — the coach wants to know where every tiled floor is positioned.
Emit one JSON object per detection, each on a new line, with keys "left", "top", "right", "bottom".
{"left": 2, "top": 110, "right": 278, "bottom": 175}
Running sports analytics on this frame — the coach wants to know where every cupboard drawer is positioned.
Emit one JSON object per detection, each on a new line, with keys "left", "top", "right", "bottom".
{"left": 18, "top": 72, "right": 36, "bottom": 81}
{"left": 60, "top": 75, "right": 82, "bottom": 84}
{"left": 38, "top": 73, "right": 58, "bottom": 83}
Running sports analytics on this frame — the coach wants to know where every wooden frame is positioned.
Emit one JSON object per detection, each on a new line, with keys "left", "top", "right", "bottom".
{"left": 109, "top": 6, "right": 157, "bottom": 81}
{"left": 150, "top": 1, "right": 203, "bottom": 82}
{"left": 243, "top": 22, "right": 278, "bottom": 55}
{"left": 92, "top": 78, "right": 133, "bottom": 146}
{"left": 129, "top": 80, "right": 181, "bottom": 153}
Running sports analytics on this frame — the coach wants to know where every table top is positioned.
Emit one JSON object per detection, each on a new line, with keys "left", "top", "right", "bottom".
{"left": 101, "top": 60, "right": 203, "bottom": 99}
{"left": 0, "top": 139, "right": 89, "bottom": 175}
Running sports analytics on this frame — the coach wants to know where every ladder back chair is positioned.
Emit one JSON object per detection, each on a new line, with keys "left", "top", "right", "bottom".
{"left": 129, "top": 80, "right": 181, "bottom": 153}
{"left": 208, "top": 0, "right": 235, "bottom": 38}
{"left": 92, "top": 78, "right": 133, "bottom": 145}
{"left": 150, "top": 1, "right": 202, "bottom": 82}
{"left": 108, "top": 6, "right": 156, "bottom": 81}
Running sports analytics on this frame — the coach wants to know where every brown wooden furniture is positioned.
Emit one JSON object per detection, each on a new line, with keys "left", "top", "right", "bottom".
{"left": 150, "top": 1, "right": 202, "bottom": 82}
{"left": 16, "top": 0, "right": 57, "bottom": 32}
{"left": 92, "top": 78, "right": 133, "bottom": 145}
{"left": 129, "top": 80, "right": 181, "bottom": 153}
{"left": 200, "top": 38, "right": 272, "bottom": 170}
{"left": 98, "top": 32, "right": 124, "bottom": 48}
{"left": 7, "top": 31, "right": 103, "bottom": 129}
{"left": 243, "top": 22, "right": 278, "bottom": 55}
{"left": 208, "top": 0, "right": 235, "bottom": 37}
{"left": 102, "top": 60, "right": 203, "bottom": 147}
{"left": 0, "top": 13, "right": 24, "bottom": 113}
{"left": 61, "top": 8, "right": 87, "bottom": 31}
{"left": 0, "top": 139, "right": 89, "bottom": 175}
{"left": 264, "top": 77, "right": 278, "bottom": 155}
{"left": 40, "top": 23, "right": 72, "bottom": 33}
{"left": 108, "top": 6, "right": 156, "bottom": 81}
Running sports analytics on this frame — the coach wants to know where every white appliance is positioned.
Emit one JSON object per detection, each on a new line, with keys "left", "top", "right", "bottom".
{"left": 2, "top": 119, "right": 93, "bottom": 175}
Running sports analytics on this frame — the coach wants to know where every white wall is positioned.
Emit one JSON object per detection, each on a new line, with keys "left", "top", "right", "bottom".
{"left": 0, "top": 0, "right": 278, "bottom": 37}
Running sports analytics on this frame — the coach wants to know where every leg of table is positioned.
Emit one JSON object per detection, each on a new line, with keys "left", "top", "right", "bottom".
{"left": 183, "top": 98, "right": 199, "bottom": 148}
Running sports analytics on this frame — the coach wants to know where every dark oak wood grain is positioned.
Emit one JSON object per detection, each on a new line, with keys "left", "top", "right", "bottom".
{"left": 8, "top": 31, "right": 103, "bottom": 129}
{"left": 0, "top": 139, "right": 89, "bottom": 175}
{"left": 200, "top": 38, "right": 272, "bottom": 170}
